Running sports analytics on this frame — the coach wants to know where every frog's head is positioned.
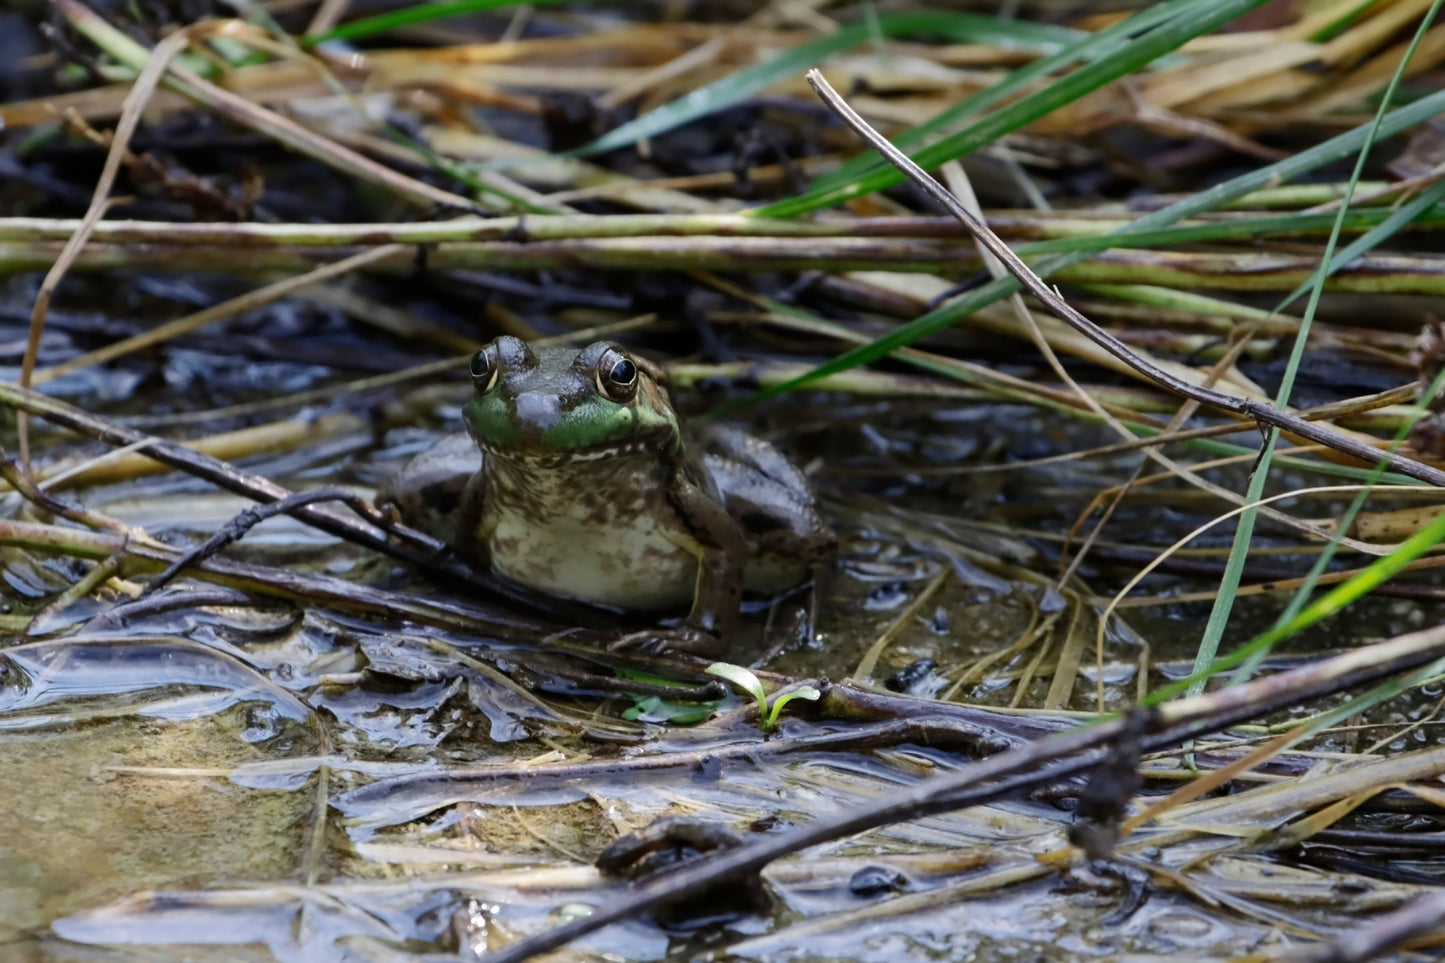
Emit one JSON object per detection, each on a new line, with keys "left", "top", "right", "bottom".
{"left": 463, "top": 337, "right": 681, "bottom": 461}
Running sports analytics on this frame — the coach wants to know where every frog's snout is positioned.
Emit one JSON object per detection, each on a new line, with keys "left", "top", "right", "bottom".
{"left": 514, "top": 392, "right": 564, "bottom": 434}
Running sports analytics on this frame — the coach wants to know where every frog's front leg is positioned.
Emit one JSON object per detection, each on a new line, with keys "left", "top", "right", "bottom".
{"left": 375, "top": 432, "right": 481, "bottom": 543}
{"left": 616, "top": 467, "right": 747, "bottom": 658}
{"left": 673, "top": 463, "right": 751, "bottom": 655}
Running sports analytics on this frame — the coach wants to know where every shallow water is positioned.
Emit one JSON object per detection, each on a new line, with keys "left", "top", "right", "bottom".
{"left": 5, "top": 386, "right": 1445, "bottom": 962}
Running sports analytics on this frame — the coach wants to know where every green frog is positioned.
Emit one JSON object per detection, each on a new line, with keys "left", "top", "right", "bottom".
{"left": 378, "top": 336, "right": 833, "bottom": 656}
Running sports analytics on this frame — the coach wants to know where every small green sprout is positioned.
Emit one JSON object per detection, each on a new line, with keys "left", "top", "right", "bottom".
{"left": 705, "top": 663, "right": 821, "bottom": 732}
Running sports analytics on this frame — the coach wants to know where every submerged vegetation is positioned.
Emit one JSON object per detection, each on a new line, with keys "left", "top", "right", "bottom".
{"left": 4, "top": 0, "right": 1445, "bottom": 958}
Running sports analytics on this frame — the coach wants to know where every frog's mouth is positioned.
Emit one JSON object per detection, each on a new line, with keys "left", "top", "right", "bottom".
{"left": 473, "top": 427, "right": 677, "bottom": 466}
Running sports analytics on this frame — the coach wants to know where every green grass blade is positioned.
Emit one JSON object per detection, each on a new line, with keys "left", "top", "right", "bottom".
{"left": 754, "top": 0, "right": 1272, "bottom": 219}
{"left": 1217, "top": 0, "right": 1445, "bottom": 684}
{"left": 733, "top": 290, "right": 1422, "bottom": 486}
{"left": 1015, "top": 206, "right": 1445, "bottom": 256}
{"left": 1186, "top": 433, "right": 1271, "bottom": 701}
{"left": 1182, "top": 0, "right": 1443, "bottom": 701}
{"left": 729, "top": 83, "right": 1445, "bottom": 411}
{"left": 1231, "top": 376, "right": 1441, "bottom": 685}
{"left": 719, "top": 281, "right": 1423, "bottom": 486}
{"left": 569, "top": 11, "right": 1055, "bottom": 158}
{"left": 1308, "top": 0, "right": 1383, "bottom": 43}
{"left": 1275, "top": 178, "right": 1445, "bottom": 312}
{"left": 1292, "top": 656, "right": 1445, "bottom": 745}
{"left": 807, "top": 0, "right": 1190, "bottom": 195}
{"left": 1145, "top": 505, "right": 1445, "bottom": 706}
{"left": 303, "top": 0, "right": 569, "bottom": 46}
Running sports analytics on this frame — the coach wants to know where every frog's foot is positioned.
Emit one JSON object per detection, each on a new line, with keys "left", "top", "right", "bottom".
{"left": 376, "top": 500, "right": 403, "bottom": 527}
{"left": 609, "top": 625, "right": 728, "bottom": 659}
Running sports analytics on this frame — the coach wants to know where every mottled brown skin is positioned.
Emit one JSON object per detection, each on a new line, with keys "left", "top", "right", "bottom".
{"left": 379, "top": 337, "right": 833, "bottom": 656}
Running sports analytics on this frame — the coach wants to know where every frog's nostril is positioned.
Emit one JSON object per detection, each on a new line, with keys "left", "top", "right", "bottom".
{"left": 514, "top": 393, "right": 562, "bottom": 432}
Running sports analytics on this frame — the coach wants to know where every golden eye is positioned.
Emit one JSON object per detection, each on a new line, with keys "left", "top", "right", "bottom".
{"left": 469, "top": 347, "right": 499, "bottom": 392}
{"left": 597, "top": 351, "right": 638, "bottom": 401}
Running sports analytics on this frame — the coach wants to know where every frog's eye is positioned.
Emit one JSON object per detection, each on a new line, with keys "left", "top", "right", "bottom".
{"left": 470, "top": 348, "right": 499, "bottom": 392}
{"left": 597, "top": 351, "right": 638, "bottom": 401}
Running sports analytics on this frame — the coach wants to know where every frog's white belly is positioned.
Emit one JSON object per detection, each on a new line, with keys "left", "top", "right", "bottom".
{"left": 486, "top": 504, "right": 700, "bottom": 611}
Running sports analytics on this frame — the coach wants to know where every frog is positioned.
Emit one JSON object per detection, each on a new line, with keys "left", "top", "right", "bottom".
{"left": 377, "top": 336, "right": 834, "bottom": 657}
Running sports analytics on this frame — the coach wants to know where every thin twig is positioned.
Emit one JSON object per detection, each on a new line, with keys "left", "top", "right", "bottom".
{"left": 802, "top": 69, "right": 1445, "bottom": 489}
{"left": 20, "top": 27, "right": 193, "bottom": 470}
{"left": 57, "top": 0, "right": 487, "bottom": 215}
{"left": 34, "top": 244, "right": 407, "bottom": 384}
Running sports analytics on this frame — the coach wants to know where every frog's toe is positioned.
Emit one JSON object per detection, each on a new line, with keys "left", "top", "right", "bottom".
{"left": 610, "top": 627, "right": 727, "bottom": 658}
